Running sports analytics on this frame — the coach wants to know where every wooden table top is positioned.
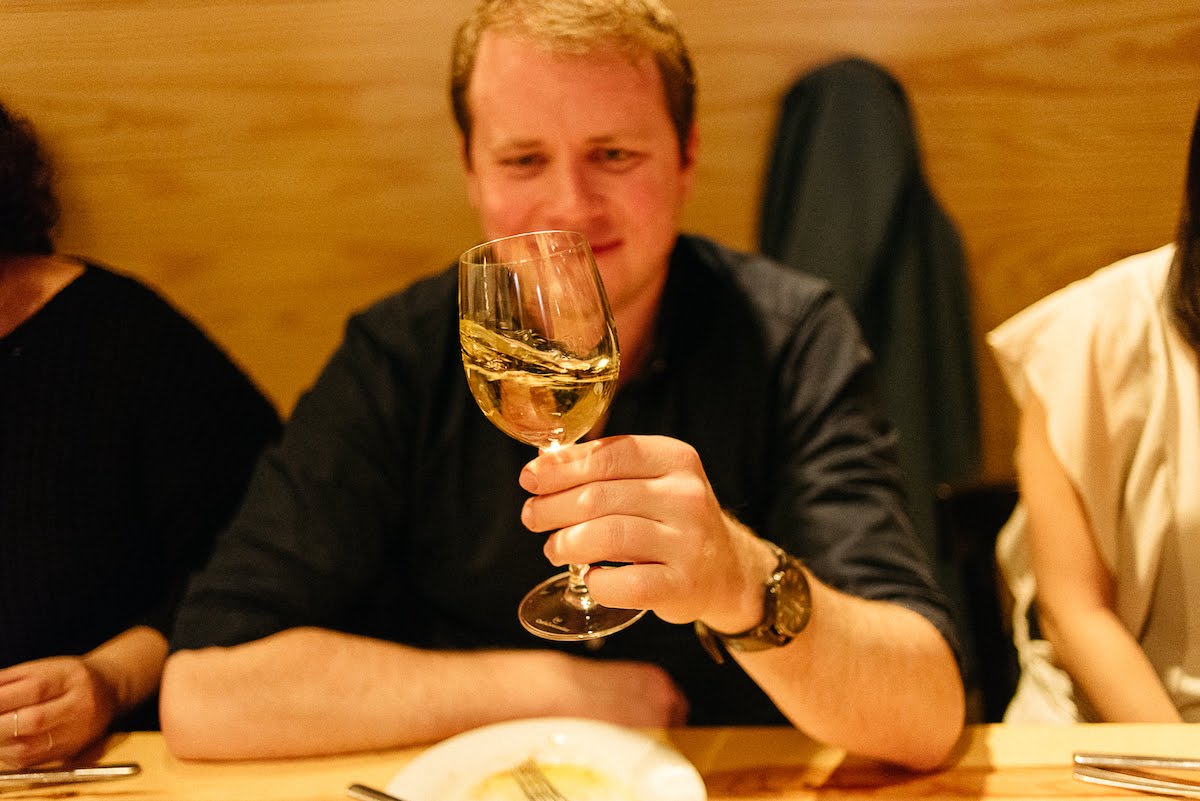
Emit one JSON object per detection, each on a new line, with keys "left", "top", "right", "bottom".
{"left": 5, "top": 723, "right": 1198, "bottom": 800}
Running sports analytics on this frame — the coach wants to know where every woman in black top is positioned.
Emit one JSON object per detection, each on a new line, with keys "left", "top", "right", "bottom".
{"left": 0, "top": 100, "right": 281, "bottom": 767}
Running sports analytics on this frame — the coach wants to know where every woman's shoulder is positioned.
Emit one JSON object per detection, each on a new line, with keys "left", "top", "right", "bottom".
{"left": 69, "top": 262, "right": 271, "bottom": 393}
{"left": 1062, "top": 244, "right": 1174, "bottom": 308}
{"left": 70, "top": 260, "right": 203, "bottom": 330}
{"left": 989, "top": 244, "right": 1175, "bottom": 363}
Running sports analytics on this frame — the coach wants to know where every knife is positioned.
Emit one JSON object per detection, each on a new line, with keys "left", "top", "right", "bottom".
{"left": 0, "top": 762, "right": 141, "bottom": 786}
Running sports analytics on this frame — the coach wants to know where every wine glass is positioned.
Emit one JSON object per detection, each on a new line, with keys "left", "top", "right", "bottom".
{"left": 459, "top": 229, "right": 646, "bottom": 641}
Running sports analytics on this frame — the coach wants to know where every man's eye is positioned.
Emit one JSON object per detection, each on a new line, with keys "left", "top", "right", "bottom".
{"left": 599, "top": 148, "right": 631, "bottom": 162}
{"left": 592, "top": 148, "right": 642, "bottom": 172}
{"left": 500, "top": 153, "right": 546, "bottom": 169}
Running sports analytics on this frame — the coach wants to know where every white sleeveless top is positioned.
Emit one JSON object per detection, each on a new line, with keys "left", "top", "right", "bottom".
{"left": 988, "top": 244, "right": 1200, "bottom": 722}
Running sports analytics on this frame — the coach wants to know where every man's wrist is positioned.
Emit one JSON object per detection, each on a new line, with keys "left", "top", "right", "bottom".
{"left": 694, "top": 542, "right": 812, "bottom": 664}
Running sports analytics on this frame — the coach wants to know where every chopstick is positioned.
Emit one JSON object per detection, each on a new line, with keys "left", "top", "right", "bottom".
{"left": 0, "top": 762, "right": 140, "bottom": 786}
{"left": 1075, "top": 764, "right": 1200, "bottom": 798}
{"left": 1074, "top": 753, "right": 1200, "bottom": 798}
{"left": 1076, "top": 753, "right": 1200, "bottom": 771}
{"left": 347, "top": 783, "right": 407, "bottom": 801}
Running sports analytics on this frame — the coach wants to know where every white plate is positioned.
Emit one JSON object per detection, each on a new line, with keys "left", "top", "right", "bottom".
{"left": 386, "top": 717, "right": 706, "bottom": 801}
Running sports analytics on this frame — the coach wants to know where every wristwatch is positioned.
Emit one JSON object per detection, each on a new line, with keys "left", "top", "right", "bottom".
{"left": 695, "top": 542, "right": 812, "bottom": 664}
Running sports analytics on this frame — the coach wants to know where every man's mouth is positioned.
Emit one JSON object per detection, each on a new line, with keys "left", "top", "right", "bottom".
{"left": 589, "top": 239, "right": 621, "bottom": 257}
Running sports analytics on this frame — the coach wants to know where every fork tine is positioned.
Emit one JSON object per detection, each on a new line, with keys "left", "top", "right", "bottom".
{"left": 511, "top": 763, "right": 542, "bottom": 801}
{"left": 511, "top": 757, "right": 569, "bottom": 801}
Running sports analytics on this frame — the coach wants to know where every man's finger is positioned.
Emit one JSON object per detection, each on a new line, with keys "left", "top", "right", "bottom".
{"left": 520, "top": 435, "right": 693, "bottom": 494}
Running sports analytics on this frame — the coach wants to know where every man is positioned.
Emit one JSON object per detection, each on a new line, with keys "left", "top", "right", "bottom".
{"left": 162, "top": 0, "right": 965, "bottom": 770}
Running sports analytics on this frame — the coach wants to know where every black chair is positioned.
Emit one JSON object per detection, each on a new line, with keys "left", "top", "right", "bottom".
{"left": 936, "top": 479, "right": 1020, "bottom": 723}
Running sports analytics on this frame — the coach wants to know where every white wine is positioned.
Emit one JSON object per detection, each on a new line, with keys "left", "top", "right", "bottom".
{"left": 460, "top": 319, "right": 619, "bottom": 449}
{"left": 459, "top": 230, "right": 646, "bottom": 642}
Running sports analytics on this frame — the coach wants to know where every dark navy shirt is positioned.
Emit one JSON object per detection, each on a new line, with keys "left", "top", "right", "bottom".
{"left": 172, "top": 234, "right": 961, "bottom": 725}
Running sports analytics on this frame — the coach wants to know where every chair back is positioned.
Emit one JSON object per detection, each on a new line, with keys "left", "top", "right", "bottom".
{"left": 936, "top": 479, "right": 1020, "bottom": 722}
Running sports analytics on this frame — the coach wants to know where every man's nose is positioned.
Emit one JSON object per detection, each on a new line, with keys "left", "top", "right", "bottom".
{"left": 546, "top": 161, "right": 601, "bottom": 226}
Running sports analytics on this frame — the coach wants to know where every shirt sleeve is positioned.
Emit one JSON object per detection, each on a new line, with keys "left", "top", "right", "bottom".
{"left": 169, "top": 308, "right": 409, "bottom": 650}
{"left": 769, "top": 282, "right": 964, "bottom": 668}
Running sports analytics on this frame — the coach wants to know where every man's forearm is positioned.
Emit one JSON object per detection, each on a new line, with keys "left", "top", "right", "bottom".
{"left": 735, "top": 579, "right": 964, "bottom": 772}
{"left": 160, "top": 627, "right": 569, "bottom": 760}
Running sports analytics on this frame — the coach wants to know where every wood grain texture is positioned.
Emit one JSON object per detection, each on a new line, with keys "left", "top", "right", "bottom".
{"left": 2, "top": 0, "right": 1198, "bottom": 479}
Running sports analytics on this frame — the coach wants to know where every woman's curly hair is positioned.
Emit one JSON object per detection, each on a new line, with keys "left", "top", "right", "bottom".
{"left": 0, "top": 101, "right": 59, "bottom": 255}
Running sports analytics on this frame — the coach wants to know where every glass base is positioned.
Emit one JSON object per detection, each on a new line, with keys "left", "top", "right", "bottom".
{"left": 518, "top": 571, "right": 646, "bottom": 641}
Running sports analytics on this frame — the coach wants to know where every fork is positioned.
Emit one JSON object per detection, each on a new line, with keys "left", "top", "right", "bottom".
{"left": 511, "top": 757, "right": 569, "bottom": 801}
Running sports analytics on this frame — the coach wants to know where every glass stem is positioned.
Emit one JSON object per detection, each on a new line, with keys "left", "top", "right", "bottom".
{"left": 540, "top": 443, "right": 597, "bottom": 613}
{"left": 564, "top": 563, "right": 596, "bottom": 612}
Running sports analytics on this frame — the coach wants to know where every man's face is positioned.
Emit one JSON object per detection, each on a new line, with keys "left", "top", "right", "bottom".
{"left": 463, "top": 31, "right": 696, "bottom": 317}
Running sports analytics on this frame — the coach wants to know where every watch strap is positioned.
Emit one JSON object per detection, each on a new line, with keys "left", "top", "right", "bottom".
{"left": 694, "top": 542, "right": 811, "bottom": 664}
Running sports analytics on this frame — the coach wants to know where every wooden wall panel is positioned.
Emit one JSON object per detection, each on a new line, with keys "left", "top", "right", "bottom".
{"left": 2, "top": 0, "right": 1198, "bottom": 479}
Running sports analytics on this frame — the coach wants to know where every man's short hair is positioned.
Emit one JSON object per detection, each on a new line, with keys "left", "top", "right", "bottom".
{"left": 450, "top": 0, "right": 696, "bottom": 160}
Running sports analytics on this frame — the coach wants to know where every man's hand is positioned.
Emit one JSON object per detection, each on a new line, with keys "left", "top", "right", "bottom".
{"left": 519, "top": 434, "right": 776, "bottom": 633}
{"left": 553, "top": 654, "right": 690, "bottom": 727}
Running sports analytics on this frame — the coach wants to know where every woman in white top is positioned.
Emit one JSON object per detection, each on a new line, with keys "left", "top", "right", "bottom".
{"left": 988, "top": 104, "right": 1200, "bottom": 723}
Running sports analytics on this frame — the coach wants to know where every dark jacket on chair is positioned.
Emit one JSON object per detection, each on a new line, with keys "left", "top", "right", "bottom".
{"left": 759, "top": 56, "right": 981, "bottom": 589}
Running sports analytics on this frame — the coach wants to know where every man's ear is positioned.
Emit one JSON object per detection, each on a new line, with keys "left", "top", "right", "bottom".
{"left": 679, "top": 123, "right": 699, "bottom": 195}
{"left": 682, "top": 123, "right": 698, "bottom": 170}
{"left": 460, "top": 134, "right": 480, "bottom": 210}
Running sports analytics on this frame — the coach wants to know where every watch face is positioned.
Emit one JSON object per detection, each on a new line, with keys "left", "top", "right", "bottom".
{"left": 774, "top": 561, "right": 811, "bottom": 636}
{"left": 776, "top": 592, "right": 811, "bottom": 636}
{"left": 718, "top": 547, "right": 811, "bottom": 651}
